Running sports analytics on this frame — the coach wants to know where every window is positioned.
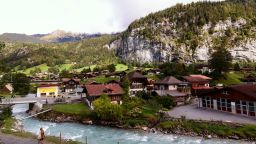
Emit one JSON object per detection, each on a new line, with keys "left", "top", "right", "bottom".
{"left": 249, "top": 102, "right": 255, "bottom": 112}
{"left": 217, "top": 98, "right": 221, "bottom": 110}
{"left": 41, "top": 93, "right": 46, "bottom": 96}
{"left": 49, "top": 92, "right": 55, "bottom": 96}
{"left": 236, "top": 100, "right": 241, "bottom": 114}
{"left": 249, "top": 102, "right": 256, "bottom": 116}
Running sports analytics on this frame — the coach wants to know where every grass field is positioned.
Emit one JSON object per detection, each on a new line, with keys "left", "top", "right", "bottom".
{"left": 74, "top": 65, "right": 97, "bottom": 72}
{"left": 19, "top": 64, "right": 49, "bottom": 75}
{"left": 215, "top": 72, "right": 245, "bottom": 86}
{"left": 59, "top": 64, "right": 74, "bottom": 71}
{"left": 115, "top": 64, "right": 128, "bottom": 72}
{"left": 51, "top": 103, "right": 89, "bottom": 115}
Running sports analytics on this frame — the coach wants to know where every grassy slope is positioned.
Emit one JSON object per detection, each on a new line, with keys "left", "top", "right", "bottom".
{"left": 115, "top": 64, "right": 128, "bottom": 72}
{"left": 215, "top": 72, "right": 245, "bottom": 86}
{"left": 19, "top": 64, "right": 49, "bottom": 75}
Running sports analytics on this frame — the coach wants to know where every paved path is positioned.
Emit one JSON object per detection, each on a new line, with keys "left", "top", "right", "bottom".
{"left": 168, "top": 104, "right": 256, "bottom": 124}
{"left": 0, "top": 133, "right": 37, "bottom": 144}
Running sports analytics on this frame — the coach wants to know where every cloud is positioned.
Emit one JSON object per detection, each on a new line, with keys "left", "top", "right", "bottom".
{"left": 0, "top": 0, "right": 221, "bottom": 34}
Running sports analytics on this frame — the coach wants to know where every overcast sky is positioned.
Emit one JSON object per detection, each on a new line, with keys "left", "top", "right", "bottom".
{"left": 0, "top": 0, "right": 218, "bottom": 34}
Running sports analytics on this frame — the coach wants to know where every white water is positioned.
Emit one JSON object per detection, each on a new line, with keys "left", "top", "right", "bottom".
{"left": 12, "top": 104, "right": 250, "bottom": 144}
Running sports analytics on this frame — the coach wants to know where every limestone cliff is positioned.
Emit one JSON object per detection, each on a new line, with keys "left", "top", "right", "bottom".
{"left": 111, "top": 0, "right": 256, "bottom": 64}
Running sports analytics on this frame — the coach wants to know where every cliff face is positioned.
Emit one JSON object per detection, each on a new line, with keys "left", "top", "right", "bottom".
{"left": 111, "top": 1, "right": 256, "bottom": 64}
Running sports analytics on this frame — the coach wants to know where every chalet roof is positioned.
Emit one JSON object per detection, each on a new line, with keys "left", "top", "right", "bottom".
{"left": 62, "top": 78, "right": 81, "bottom": 82}
{"left": 182, "top": 74, "right": 212, "bottom": 83}
{"left": 85, "top": 84, "right": 124, "bottom": 97}
{"left": 128, "top": 71, "right": 147, "bottom": 80}
{"left": 154, "top": 90, "right": 187, "bottom": 97}
{"left": 37, "top": 84, "right": 59, "bottom": 88}
{"left": 229, "top": 84, "right": 256, "bottom": 99}
{"left": 155, "top": 76, "right": 183, "bottom": 85}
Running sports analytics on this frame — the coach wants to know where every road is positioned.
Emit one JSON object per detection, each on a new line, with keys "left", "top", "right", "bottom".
{"left": 0, "top": 132, "right": 38, "bottom": 144}
{"left": 0, "top": 94, "right": 83, "bottom": 105}
{"left": 168, "top": 104, "right": 256, "bottom": 124}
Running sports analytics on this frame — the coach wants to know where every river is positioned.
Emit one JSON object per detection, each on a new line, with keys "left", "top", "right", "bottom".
{"left": 12, "top": 104, "right": 250, "bottom": 144}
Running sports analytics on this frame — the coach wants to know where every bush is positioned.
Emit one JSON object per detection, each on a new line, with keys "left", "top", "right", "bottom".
{"left": 155, "top": 96, "right": 176, "bottom": 109}
{"left": 124, "top": 119, "right": 148, "bottom": 127}
{"left": 0, "top": 107, "right": 12, "bottom": 121}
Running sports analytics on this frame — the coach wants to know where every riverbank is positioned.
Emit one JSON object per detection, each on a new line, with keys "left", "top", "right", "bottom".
{"left": 0, "top": 116, "right": 81, "bottom": 144}
{"left": 36, "top": 109, "right": 256, "bottom": 142}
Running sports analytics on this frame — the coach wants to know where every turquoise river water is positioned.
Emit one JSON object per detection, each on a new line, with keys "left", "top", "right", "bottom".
{"left": 12, "top": 104, "right": 251, "bottom": 144}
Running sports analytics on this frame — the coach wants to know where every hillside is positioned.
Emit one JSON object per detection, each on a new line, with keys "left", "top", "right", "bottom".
{"left": 33, "top": 30, "right": 102, "bottom": 43}
{"left": 0, "top": 33, "right": 47, "bottom": 43}
{"left": 111, "top": 0, "right": 256, "bottom": 64}
{"left": 0, "top": 35, "right": 118, "bottom": 71}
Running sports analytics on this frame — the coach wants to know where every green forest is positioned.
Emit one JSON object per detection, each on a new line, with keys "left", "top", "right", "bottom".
{"left": 0, "top": 35, "right": 118, "bottom": 72}
{"left": 122, "top": 0, "right": 256, "bottom": 51}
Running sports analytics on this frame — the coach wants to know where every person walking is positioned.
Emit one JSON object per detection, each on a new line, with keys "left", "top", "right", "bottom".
{"left": 38, "top": 127, "right": 45, "bottom": 144}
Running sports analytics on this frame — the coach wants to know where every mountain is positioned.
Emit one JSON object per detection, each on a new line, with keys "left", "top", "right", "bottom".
{"left": 0, "top": 35, "right": 118, "bottom": 70}
{"left": 0, "top": 33, "right": 47, "bottom": 43}
{"left": 110, "top": 0, "right": 256, "bottom": 64}
{"left": 33, "top": 30, "right": 102, "bottom": 43}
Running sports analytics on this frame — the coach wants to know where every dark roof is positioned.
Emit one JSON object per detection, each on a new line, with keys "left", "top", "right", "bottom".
{"left": 38, "top": 84, "right": 59, "bottom": 88}
{"left": 155, "top": 76, "right": 183, "bottom": 85}
{"left": 85, "top": 84, "right": 124, "bottom": 97}
{"left": 182, "top": 75, "right": 211, "bottom": 83}
{"left": 229, "top": 84, "right": 256, "bottom": 99}
{"left": 128, "top": 71, "right": 147, "bottom": 80}
{"left": 62, "top": 78, "right": 81, "bottom": 82}
{"left": 154, "top": 90, "right": 187, "bottom": 97}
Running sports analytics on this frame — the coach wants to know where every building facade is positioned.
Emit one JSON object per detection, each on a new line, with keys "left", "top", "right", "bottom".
{"left": 127, "top": 71, "right": 148, "bottom": 96}
{"left": 37, "top": 84, "right": 59, "bottom": 97}
{"left": 198, "top": 84, "right": 256, "bottom": 117}
{"left": 84, "top": 83, "right": 124, "bottom": 106}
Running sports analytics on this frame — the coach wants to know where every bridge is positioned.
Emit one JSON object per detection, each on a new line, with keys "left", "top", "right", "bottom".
{"left": 0, "top": 97, "right": 42, "bottom": 105}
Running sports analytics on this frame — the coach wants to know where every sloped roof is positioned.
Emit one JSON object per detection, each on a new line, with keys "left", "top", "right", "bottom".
{"left": 154, "top": 90, "right": 187, "bottom": 97}
{"left": 229, "top": 84, "right": 256, "bottom": 99}
{"left": 85, "top": 84, "right": 124, "bottom": 97}
{"left": 155, "top": 76, "right": 183, "bottom": 85}
{"left": 128, "top": 71, "right": 147, "bottom": 80}
{"left": 182, "top": 74, "right": 211, "bottom": 83}
{"left": 62, "top": 78, "right": 80, "bottom": 82}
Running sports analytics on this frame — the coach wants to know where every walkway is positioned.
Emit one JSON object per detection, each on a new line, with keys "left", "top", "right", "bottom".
{"left": 168, "top": 104, "right": 256, "bottom": 124}
{"left": 0, "top": 133, "right": 37, "bottom": 144}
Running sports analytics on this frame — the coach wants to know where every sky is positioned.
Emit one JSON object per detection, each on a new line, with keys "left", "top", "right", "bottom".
{"left": 0, "top": 0, "right": 219, "bottom": 35}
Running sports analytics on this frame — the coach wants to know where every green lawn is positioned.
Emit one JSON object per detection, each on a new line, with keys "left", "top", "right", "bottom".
{"left": 1, "top": 117, "right": 15, "bottom": 134}
{"left": 74, "top": 65, "right": 96, "bottom": 72}
{"left": 59, "top": 64, "right": 74, "bottom": 71}
{"left": 215, "top": 72, "right": 245, "bottom": 86}
{"left": 115, "top": 64, "right": 128, "bottom": 72}
{"left": 51, "top": 103, "right": 89, "bottom": 115}
{"left": 88, "top": 75, "right": 118, "bottom": 83}
{"left": 19, "top": 64, "right": 50, "bottom": 75}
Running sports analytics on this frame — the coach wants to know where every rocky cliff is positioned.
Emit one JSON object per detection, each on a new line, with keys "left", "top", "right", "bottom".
{"left": 111, "top": 0, "right": 256, "bottom": 64}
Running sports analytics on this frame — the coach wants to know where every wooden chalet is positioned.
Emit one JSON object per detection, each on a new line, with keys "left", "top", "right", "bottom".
{"left": 127, "top": 71, "right": 148, "bottom": 96}
{"left": 182, "top": 74, "right": 212, "bottom": 96}
{"left": 153, "top": 76, "right": 190, "bottom": 105}
{"left": 62, "top": 78, "right": 80, "bottom": 92}
{"left": 84, "top": 84, "right": 124, "bottom": 105}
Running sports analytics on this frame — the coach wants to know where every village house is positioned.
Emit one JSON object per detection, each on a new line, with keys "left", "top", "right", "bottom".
{"left": 0, "top": 84, "right": 13, "bottom": 94}
{"left": 37, "top": 84, "right": 59, "bottom": 97}
{"left": 62, "top": 78, "right": 80, "bottom": 92}
{"left": 195, "top": 64, "right": 213, "bottom": 74}
{"left": 198, "top": 83, "right": 256, "bottom": 117}
{"left": 127, "top": 71, "right": 148, "bottom": 96}
{"left": 182, "top": 74, "right": 212, "bottom": 96}
{"left": 84, "top": 83, "right": 124, "bottom": 106}
{"left": 153, "top": 76, "right": 190, "bottom": 105}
